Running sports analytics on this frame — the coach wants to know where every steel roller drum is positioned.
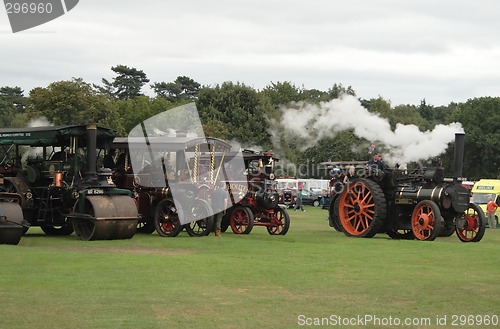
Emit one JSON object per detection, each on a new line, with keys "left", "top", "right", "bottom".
{"left": 73, "top": 195, "right": 138, "bottom": 241}
{"left": 0, "top": 202, "right": 25, "bottom": 245}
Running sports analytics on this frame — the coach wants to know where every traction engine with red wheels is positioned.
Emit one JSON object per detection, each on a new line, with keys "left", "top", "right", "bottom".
{"left": 329, "top": 133, "right": 485, "bottom": 242}
{"left": 222, "top": 150, "right": 290, "bottom": 235}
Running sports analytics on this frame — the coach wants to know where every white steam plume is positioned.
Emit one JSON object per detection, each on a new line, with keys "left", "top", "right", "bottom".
{"left": 27, "top": 116, "right": 54, "bottom": 127}
{"left": 22, "top": 117, "right": 54, "bottom": 163}
{"left": 278, "top": 95, "right": 463, "bottom": 164}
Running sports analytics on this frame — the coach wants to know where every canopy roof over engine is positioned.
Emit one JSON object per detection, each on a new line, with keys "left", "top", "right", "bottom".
{"left": 112, "top": 136, "right": 232, "bottom": 153}
{"left": 0, "top": 125, "right": 116, "bottom": 148}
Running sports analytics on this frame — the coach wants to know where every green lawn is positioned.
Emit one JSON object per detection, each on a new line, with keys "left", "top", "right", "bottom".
{"left": 1, "top": 206, "right": 499, "bottom": 329}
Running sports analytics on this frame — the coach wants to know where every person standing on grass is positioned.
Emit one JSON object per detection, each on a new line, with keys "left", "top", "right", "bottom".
{"left": 212, "top": 181, "right": 229, "bottom": 237}
{"left": 486, "top": 196, "right": 498, "bottom": 229}
{"left": 294, "top": 188, "right": 305, "bottom": 212}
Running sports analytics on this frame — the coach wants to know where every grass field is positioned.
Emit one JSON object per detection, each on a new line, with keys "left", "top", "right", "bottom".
{"left": 1, "top": 206, "right": 499, "bottom": 329}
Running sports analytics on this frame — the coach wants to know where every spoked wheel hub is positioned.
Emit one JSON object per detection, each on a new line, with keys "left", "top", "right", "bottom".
{"left": 154, "top": 198, "right": 183, "bottom": 237}
{"left": 411, "top": 200, "right": 442, "bottom": 241}
{"left": 229, "top": 206, "right": 254, "bottom": 234}
{"left": 352, "top": 202, "right": 361, "bottom": 214}
{"left": 418, "top": 215, "right": 430, "bottom": 228}
{"left": 337, "top": 178, "right": 386, "bottom": 238}
{"left": 456, "top": 203, "right": 486, "bottom": 242}
{"left": 267, "top": 207, "right": 290, "bottom": 235}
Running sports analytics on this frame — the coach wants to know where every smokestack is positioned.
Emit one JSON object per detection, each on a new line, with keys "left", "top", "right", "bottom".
{"left": 86, "top": 124, "right": 97, "bottom": 179}
{"left": 453, "top": 132, "right": 465, "bottom": 182}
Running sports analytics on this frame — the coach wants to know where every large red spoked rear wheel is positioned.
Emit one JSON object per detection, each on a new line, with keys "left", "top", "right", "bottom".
{"left": 411, "top": 200, "right": 442, "bottom": 241}
{"left": 456, "top": 203, "right": 486, "bottom": 242}
{"left": 337, "top": 178, "right": 386, "bottom": 238}
{"left": 267, "top": 207, "right": 290, "bottom": 235}
{"left": 229, "top": 206, "right": 254, "bottom": 234}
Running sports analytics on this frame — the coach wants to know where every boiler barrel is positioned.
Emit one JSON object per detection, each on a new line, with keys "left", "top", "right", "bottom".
{"left": 395, "top": 186, "right": 444, "bottom": 206}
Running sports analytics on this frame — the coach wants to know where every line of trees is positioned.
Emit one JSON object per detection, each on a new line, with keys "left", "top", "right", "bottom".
{"left": 0, "top": 65, "right": 498, "bottom": 180}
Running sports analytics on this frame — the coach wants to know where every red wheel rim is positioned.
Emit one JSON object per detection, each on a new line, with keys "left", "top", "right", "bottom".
{"left": 269, "top": 209, "right": 286, "bottom": 234}
{"left": 338, "top": 182, "right": 375, "bottom": 236}
{"left": 412, "top": 203, "right": 437, "bottom": 240}
{"left": 157, "top": 200, "right": 181, "bottom": 236}
{"left": 230, "top": 208, "right": 250, "bottom": 233}
{"left": 457, "top": 212, "right": 479, "bottom": 241}
{"left": 161, "top": 222, "right": 173, "bottom": 232}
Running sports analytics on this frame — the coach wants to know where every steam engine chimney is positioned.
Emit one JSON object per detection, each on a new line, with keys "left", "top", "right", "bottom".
{"left": 86, "top": 124, "right": 97, "bottom": 179}
{"left": 453, "top": 132, "right": 465, "bottom": 182}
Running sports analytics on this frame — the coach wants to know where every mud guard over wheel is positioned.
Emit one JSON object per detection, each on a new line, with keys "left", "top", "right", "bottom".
{"left": 185, "top": 199, "right": 214, "bottom": 237}
{"left": 229, "top": 206, "right": 254, "bottom": 234}
{"left": 72, "top": 195, "right": 138, "bottom": 241}
{"left": 336, "top": 178, "right": 386, "bottom": 238}
{"left": 267, "top": 206, "right": 290, "bottom": 235}
{"left": 411, "top": 200, "right": 442, "bottom": 241}
{"left": 456, "top": 203, "right": 486, "bottom": 242}
{"left": 154, "top": 198, "right": 183, "bottom": 237}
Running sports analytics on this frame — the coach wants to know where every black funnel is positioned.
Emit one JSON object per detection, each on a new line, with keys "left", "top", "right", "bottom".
{"left": 453, "top": 132, "right": 465, "bottom": 181}
{"left": 86, "top": 124, "right": 97, "bottom": 179}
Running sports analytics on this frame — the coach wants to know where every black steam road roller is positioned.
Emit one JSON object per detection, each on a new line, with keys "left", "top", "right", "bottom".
{"left": 0, "top": 124, "right": 138, "bottom": 240}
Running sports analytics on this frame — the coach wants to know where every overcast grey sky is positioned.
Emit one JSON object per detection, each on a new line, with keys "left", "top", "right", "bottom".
{"left": 1, "top": 0, "right": 499, "bottom": 106}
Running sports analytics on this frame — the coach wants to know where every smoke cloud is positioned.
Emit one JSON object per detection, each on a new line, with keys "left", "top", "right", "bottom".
{"left": 276, "top": 95, "right": 463, "bottom": 165}
{"left": 27, "top": 116, "right": 54, "bottom": 128}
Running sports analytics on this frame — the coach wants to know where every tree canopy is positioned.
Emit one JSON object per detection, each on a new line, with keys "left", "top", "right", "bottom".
{"left": 3, "top": 65, "right": 499, "bottom": 180}
{"left": 96, "top": 65, "right": 150, "bottom": 99}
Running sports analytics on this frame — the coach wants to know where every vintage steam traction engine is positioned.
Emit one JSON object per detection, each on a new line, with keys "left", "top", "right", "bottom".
{"left": 222, "top": 150, "right": 290, "bottom": 235}
{"left": 111, "top": 136, "right": 233, "bottom": 237}
{"left": 329, "top": 133, "right": 486, "bottom": 242}
{"left": 0, "top": 124, "right": 139, "bottom": 240}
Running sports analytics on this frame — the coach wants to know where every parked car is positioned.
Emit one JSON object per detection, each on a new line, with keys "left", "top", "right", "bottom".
{"left": 300, "top": 190, "right": 329, "bottom": 207}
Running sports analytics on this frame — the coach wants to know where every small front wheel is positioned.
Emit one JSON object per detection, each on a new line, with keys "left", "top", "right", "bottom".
{"left": 456, "top": 203, "right": 486, "bottom": 242}
{"left": 185, "top": 199, "right": 214, "bottom": 237}
{"left": 154, "top": 199, "right": 183, "bottom": 237}
{"left": 411, "top": 200, "right": 442, "bottom": 241}
{"left": 267, "top": 207, "right": 290, "bottom": 235}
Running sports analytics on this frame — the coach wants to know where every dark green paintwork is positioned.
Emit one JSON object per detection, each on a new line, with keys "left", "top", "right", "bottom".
{"left": 0, "top": 125, "right": 116, "bottom": 148}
